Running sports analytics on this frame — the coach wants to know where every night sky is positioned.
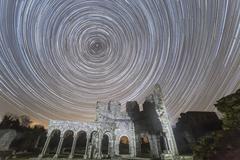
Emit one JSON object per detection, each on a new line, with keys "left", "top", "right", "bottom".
{"left": 0, "top": 0, "right": 240, "bottom": 126}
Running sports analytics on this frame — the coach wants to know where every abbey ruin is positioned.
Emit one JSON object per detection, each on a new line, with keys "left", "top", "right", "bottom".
{"left": 38, "top": 85, "right": 178, "bottom": 159}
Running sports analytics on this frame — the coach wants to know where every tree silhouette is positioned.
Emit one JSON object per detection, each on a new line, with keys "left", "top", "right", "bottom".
{"left": 193, "top": 89, "right": 240, "bottom": 160}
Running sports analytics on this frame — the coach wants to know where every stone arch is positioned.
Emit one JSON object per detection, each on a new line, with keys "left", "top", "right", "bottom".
{"left": 89, "top": 131, "right": 98, "bottom": 143}
{"left": 75, "top": 130, "right": 87, "bottom": 157}
{"left": 103, "top": 131, "right": 113, "bottom": 140}
{"left": 119, "top": 135, "right": 130, "bottom": 155}
{"left": 87, "top": 131, "right": 99, "bottom": 159}
{"left": 47, "top": 129, "right": 61, "bottom": 156}
{"left": 140, "top": 134, "right": 151, "bottom": 156}
{"left": 60, "top": 130, "right": 74, "bottom": 156}
{"left": 101, "top": 131, "right": 112, "bottom": 156}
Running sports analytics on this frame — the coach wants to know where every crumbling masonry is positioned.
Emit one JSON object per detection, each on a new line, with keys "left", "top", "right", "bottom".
{"left": 38, "top": 85, "right": 178, "bottom": 159}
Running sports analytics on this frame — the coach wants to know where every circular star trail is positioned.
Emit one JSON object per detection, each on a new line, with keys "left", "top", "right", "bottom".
{"left": 0, "top": 0, "right": 240, "bottom": 125}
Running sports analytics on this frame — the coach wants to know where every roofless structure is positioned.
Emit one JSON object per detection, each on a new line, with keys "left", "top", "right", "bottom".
{"left": 38, "top": 85, "right": 178, "bottom": 159}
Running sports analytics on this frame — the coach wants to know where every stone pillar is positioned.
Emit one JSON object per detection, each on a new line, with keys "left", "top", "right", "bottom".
{"left": 108, "top": 135, "right": 113, "bottom": 157}
{"left": 131, "top": 125, "right": 137, "bottom": 157}
{"left": 163, "top": 135, "right": 170, "bottom": 153}
{"left": 135, "top": 134, "right": 141, "bottom": 157}
{"left": 129, "top": 137, "right": 134, "bottom": 157}
{"left": 114, "top": 136, "right": 119, "bottom": 156}
{"left": 149, "top": 134, "right": 160, "bottom": 158}
{"left": 34, "top": 135, "right": 41, "bottom": 148}
{"left": 84, "top": 133, "right": 90, "bottom": 159}
{"left": 69, "top": 133, "right": 78, "bottom": 159}
{"left": 53, "top": 134, "right": 64, "bottom": 158}
{"left": 98, "top": 132, "right": 103, "bottom": 159}
{"left": 111, "top": 133, "right": 116, "bottom": 157}
{"left": 38, "top": 133, "right": 51, "bottom": 158}
{"left": 156, "top": 134, "right": 162, "bottom": 155}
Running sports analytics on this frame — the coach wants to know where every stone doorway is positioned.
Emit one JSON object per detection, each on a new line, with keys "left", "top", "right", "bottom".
{"left": 47, "top": 130, "right": 60, "bottom": 156}
{"left": 140, "top": 135, "right": 151, "bottom": 157}
{"left": 60, "top": 130, "right": 74, "bottom": 157}
{"left": 101, "top": 134, "right": 109, "bottom": 154}
{"left": 119, "top": 136, "right": 130, "bottom": 155}
{"left": 75, "top": 131, "right": 87, "bottom": 158}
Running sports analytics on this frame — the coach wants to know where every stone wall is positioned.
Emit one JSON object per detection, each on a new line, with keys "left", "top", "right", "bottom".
{"left": 38, "top": 84, "right": 178, "bottom": 159}
{"left": 38, "top": 101, "right": 136, "bottom": 159}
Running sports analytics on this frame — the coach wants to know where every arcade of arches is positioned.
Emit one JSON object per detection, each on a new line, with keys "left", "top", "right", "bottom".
{"left": 42, "top": 129, "right": 113, "bottom": 159}
{"left": 38, "top": 85, "right": 178, "bottom": 159}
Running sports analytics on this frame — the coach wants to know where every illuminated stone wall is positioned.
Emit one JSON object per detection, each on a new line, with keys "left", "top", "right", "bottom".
{"left": 39, "top": 85, "right": 178, "bottom": 159}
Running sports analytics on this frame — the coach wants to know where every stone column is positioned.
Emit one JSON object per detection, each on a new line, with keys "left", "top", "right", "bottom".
{"left": 156, "top": 135, "right": 162, "bottom": 155}
{"left": 114, "top": 136, "right": 119, "bottom": 156}
{"left": 69, "top": 133, "right": 78, "bottom": 159}
{"left": 127, "top": 134, "right": 135, "bottom": 157}
{"left": 34, "top": 135, "right": 41, "bottom": 148}
{"left": 110, "top": 133, "right": 116, "bottom": 157}
{"left": 84, "top": 133, "right": 90, "bottom": 159}
{"left": 130, "top": 137, "right": 134, "bottom": 157}
{"left": 149, "top": 134, "right": 160, "bottom": 158}
{"left": 139, "top": 135, "right": 144, "bottom": 157}
{"left": 131, "top": 125, "right": 137, "bottom": 157}
{"left": 98, "top": 132, "right": 103, "bottom": 159}
{"left": 38, "top": 133, "right": 51, "bottom": 158}
{"left": 108, "top": 136, "right": 113, "bottom": 157}
{"left": 135, "top": 135, "right": 141, "bottom": 157}
{"left": 53, "top": 134, "right": 64, "bottom": 158}
{"left": 163, "top": 135, "right": 170, "bottom": 153}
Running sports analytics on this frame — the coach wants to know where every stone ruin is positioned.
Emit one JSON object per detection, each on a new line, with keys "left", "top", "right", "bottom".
{"left": 0, "top": 129, "right": 17, "bottom": 160}
{"left": 38, "top": 84, "right": 178, "bottom": 159}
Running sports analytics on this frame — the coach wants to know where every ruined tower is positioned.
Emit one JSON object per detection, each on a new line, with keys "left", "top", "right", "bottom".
{"left": 126, "top": 84, "right": 179, "bottom": 159}
{"left": 151, "top": 84, "right": 179, "bottom": 158}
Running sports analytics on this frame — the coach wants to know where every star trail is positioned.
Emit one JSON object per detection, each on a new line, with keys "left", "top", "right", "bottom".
{"left": 0, "top": 0, "right": 240, "bottom": 125}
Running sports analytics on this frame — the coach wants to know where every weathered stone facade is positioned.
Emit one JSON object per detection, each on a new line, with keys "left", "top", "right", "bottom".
{"left": 38, "top": 84, "right": 178, "bottom": 159}
{"left": 126, "top": 85, "right": 178, "bottom": 159}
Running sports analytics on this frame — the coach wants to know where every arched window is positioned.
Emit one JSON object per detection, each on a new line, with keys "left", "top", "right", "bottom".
{"left": 47, "top": 129, "right": 61, "bottom": 155}
{"left": 75, "top": 131, "right": 87, "bottom": 158}
{"left": 119, "top": 136, "right": 129, "bottom": 154}
{"left": 101, "top": 134, "right": 109, "bottom": 155}
{"left": 140, "top": 135, "right": 151, "bottom": 156}
{"left": 89, "top": 131, "right": 98, "bottom": 145}
{"left": 60, "top": 130, "right": 74, "bottom": 156}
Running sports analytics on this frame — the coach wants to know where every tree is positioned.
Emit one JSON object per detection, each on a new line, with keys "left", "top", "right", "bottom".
{"left": 0, "top": 113, "right": 20, "bottom": 130}
{"left": 0, "top": 113, "right": 47, "bottom": 154}
{"left": 214, "top": 89, "right": 240, "bottom": 130}
{"left": 193, "top": 89, "right": 240, "bottom": 160}
{"left": 19, "top": 115, "right": 32, "bottom": 128}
